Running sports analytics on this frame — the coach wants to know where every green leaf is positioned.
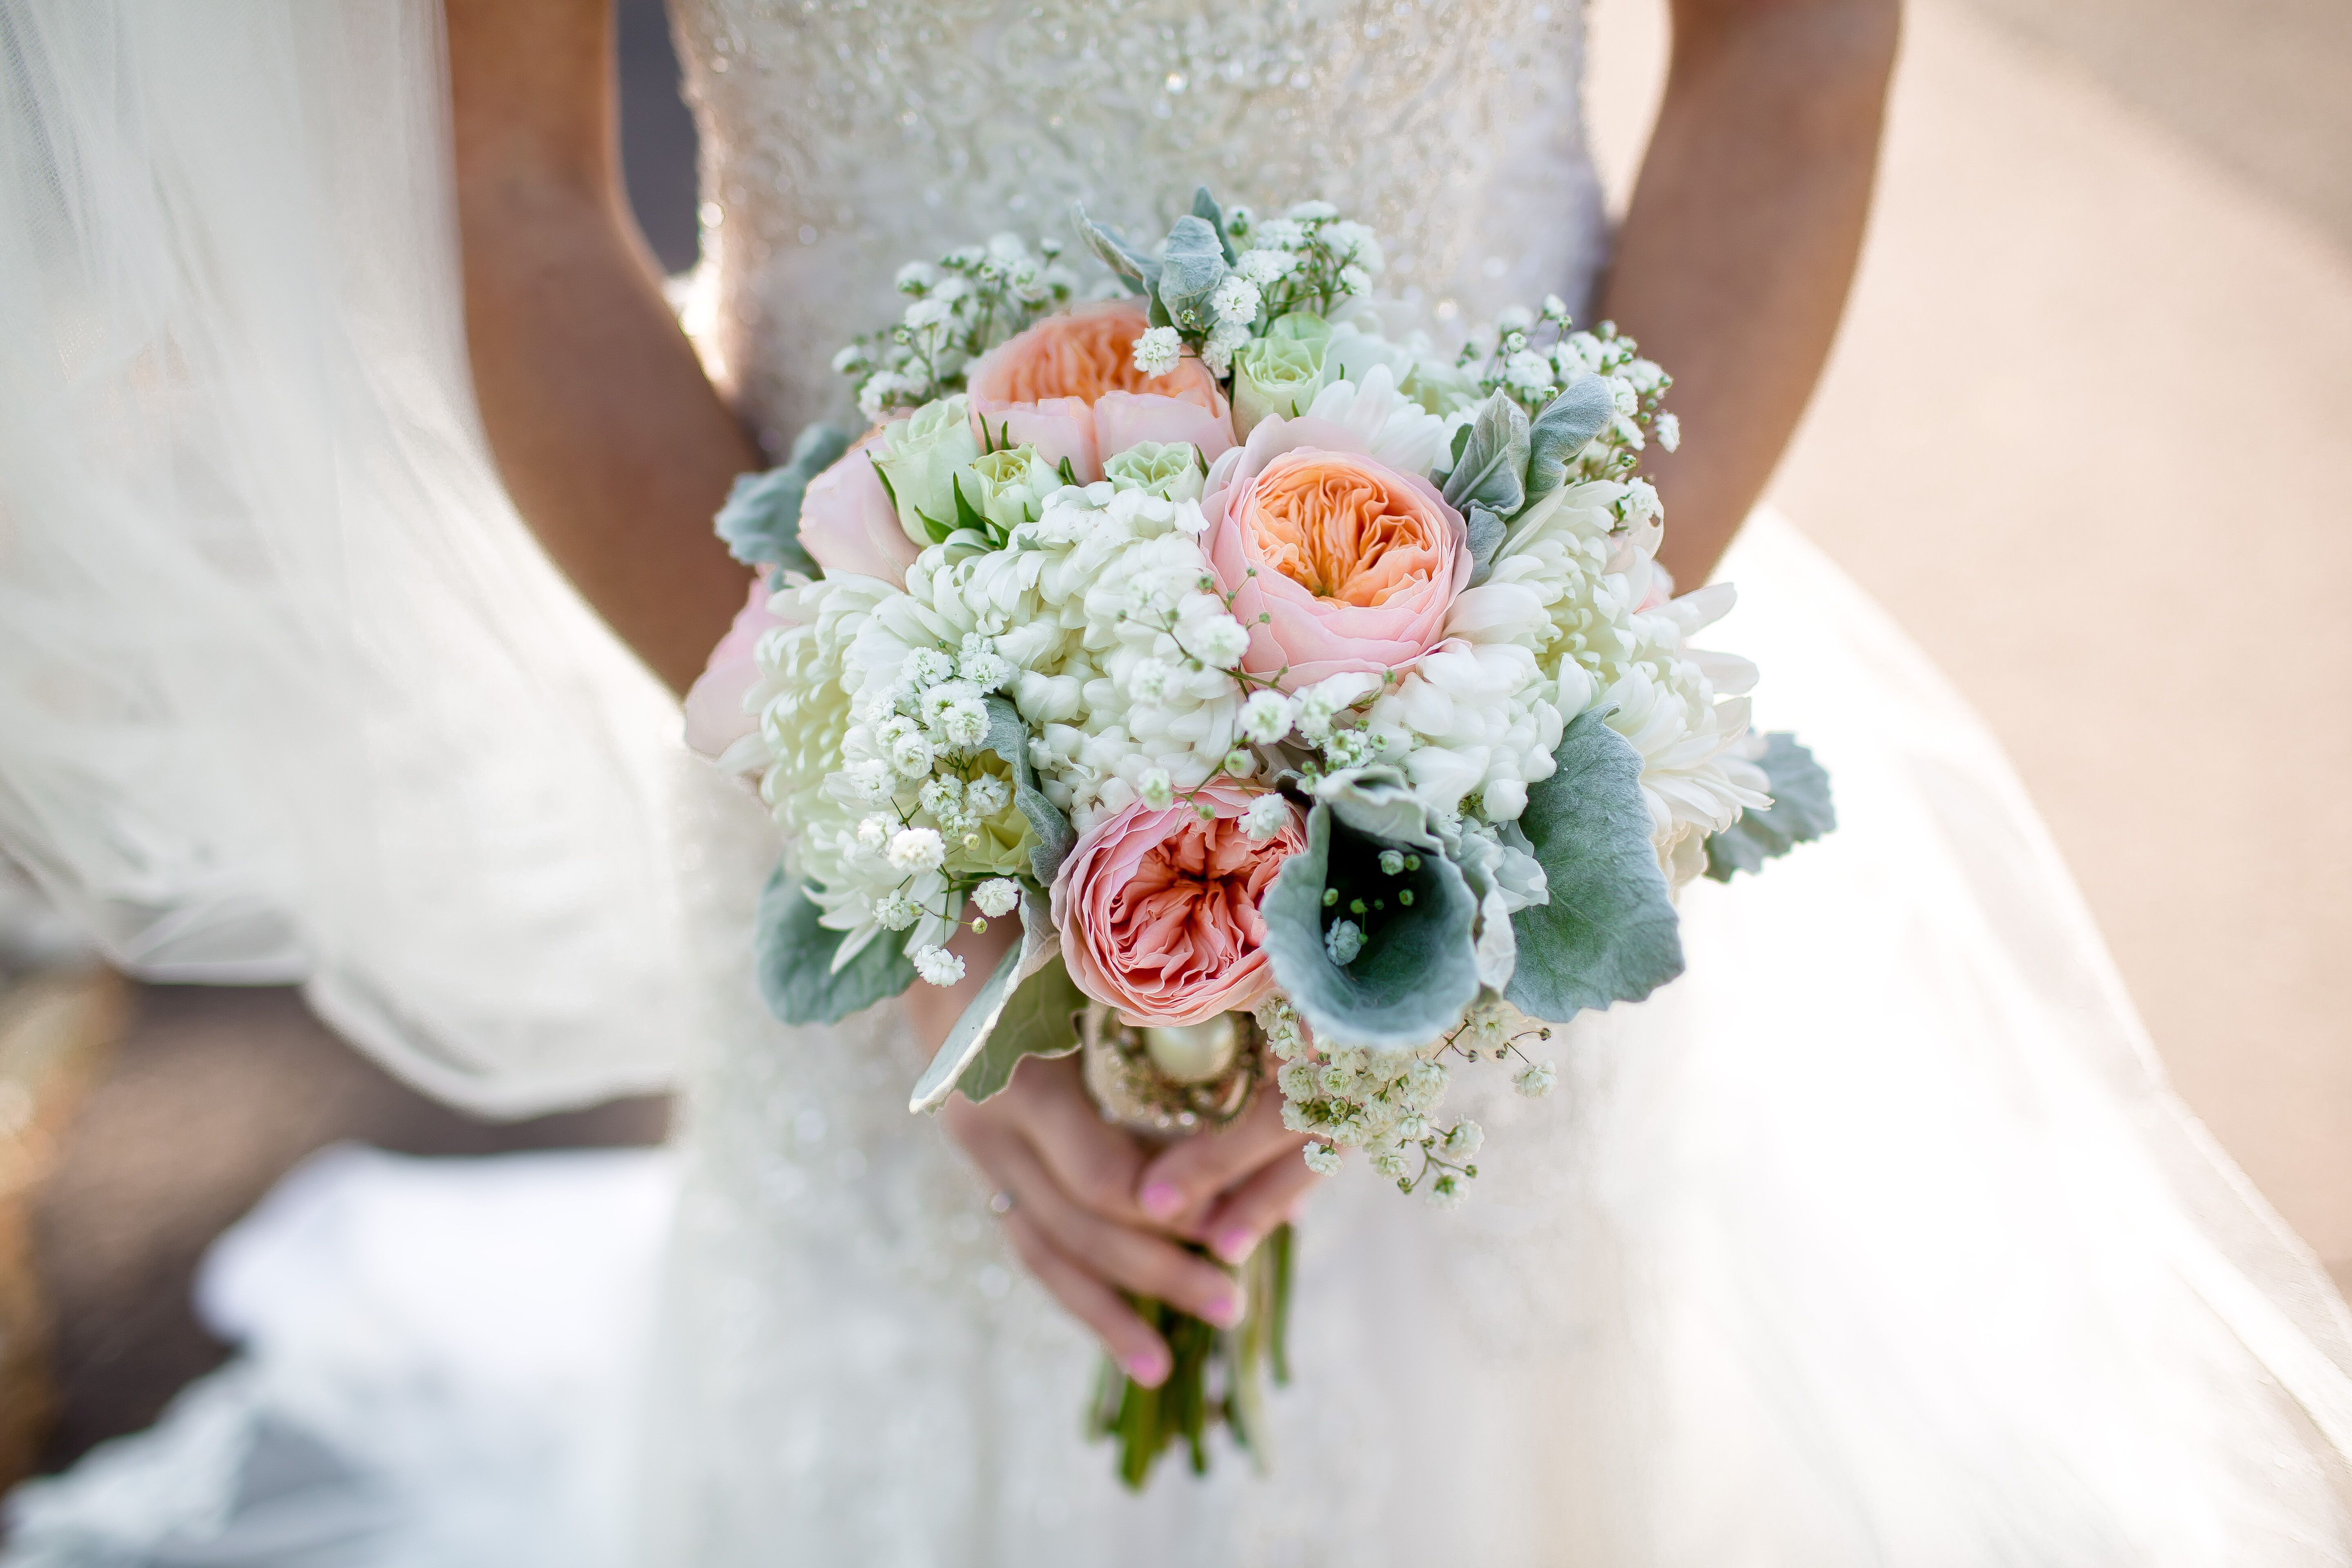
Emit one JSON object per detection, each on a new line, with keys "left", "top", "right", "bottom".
{"left": 1157, "top": 214, "right": 1231, "bottom": 333}
{"left": 1189, "top": 186, "right": 1239, "bottom": 265}
{"left": 1439, "top": 392, "right": 1529, "bottom": 519}
{"left": 956, "top": 953, "right": 1087, "bottom": 1102}
{"left": 754, "top": 866, "right": 917, "bottom": 1026}
{"left": 979, "top": 695, "right": 1075, "bottom": 884}
{"left": 714, "top": 423, "right": 851, "bottom": 579}
{"left": 1262, "top": 800, "right": 1482, "bottom": 1052}
{"left": 1524, "top": 376, "right": 1617, "bottom": 506}
{"left": 951, "top": 472, "right": 990, "bottom": 537}
{"left": 908, "top": 935, "right": 1023, "bottom": 1113}
{"left": 1316, "top": 765, "right": 1448, "bottom": 851}
{"left": 1704, "top": 732, "right": 1836, "bottom": 882}
{"left": 1465, "top": 504, "right": 1506, "bottom": 588}
{"left": 908, "top": 888, "right": 1078, "bottom": 1111}
{"left": 1072, "top": 203, "right": 1161, "bottom": 298}
{"left": 1504, "top": 708, "right": 1685, "bottom": 1022}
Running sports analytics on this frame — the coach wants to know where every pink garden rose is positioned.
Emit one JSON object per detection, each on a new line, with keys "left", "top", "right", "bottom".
{"left": 966, "top": 299, "right": 1234, "bottom": 482}
{"left": 683, "top": 576, "right": 794, "bottom": 760}
{"left": 1049, "top": 782, "right": 1306, "bottom": 1027}
{"left": 800, "top": 427, "right": 919, "bottom": 584}
{"left": 1203, "top": 415, "right": 1470, "bottom": 689}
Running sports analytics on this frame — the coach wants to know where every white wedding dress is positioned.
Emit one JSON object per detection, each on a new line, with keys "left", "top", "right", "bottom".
{"left": 8, "top": 1, "right": 2352, "bottom": 1564}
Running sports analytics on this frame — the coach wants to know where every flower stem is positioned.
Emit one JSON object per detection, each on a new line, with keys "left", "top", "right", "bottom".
{"left": 1087, "top": 1223, "right": 1296, "bottom": 1488}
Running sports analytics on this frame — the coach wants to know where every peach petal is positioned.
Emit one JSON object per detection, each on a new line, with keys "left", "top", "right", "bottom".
{"left": 1049, "top": 782, "right": 1306, "bottom": 1027}
{"left": 970, "top": 397, "right": 1100, "bottom": 484}
{"left": 1095, "top": 390, "right": 1236, "bottom": 464}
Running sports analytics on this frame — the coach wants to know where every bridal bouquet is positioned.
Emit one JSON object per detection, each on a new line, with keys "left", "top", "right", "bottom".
{"left": 693, "top": 190, "right": 1831, "bottom": 1482}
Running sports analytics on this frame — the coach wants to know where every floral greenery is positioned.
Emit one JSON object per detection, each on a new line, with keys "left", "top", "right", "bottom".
{"left": 835, "top": 236, "right": 1081, "bottom": 423}
{"left": 1704, "top": 733, "right": 1836, "bottom": 882}
{"left": 725, "top": 189, "right": 1830, "bottom": 1201}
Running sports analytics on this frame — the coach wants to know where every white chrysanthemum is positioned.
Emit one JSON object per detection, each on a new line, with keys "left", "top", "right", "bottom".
{"left": 1300, "top": 365, "right": 1451, "bottom": 476}
{"left": 1474, "top": 479, "right": 1770, "bottom": 885}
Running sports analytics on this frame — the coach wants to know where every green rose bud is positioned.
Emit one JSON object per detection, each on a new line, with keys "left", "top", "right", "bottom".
{"left": 954, "top": 445, "right": 1064, "bottom": 537}
{"left": 1102, "top": 440, "right": 1204, "bottom": 503}
{"left": 1231, "top": 312, "right": 1332, "bottom": 438}
{"left": 875, "top": 395, "right": 982, "bottom": 546}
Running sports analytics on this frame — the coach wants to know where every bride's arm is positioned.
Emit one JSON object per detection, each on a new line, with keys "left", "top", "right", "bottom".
{"left": 1600, "top": 0, "right": 1901, "bottom": 588}
{"left": 447, "top": 0, "right": 758, "bottom": 694}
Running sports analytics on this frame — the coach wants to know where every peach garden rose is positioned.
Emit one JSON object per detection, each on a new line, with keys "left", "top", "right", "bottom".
{"left": 1049, "top": 781, "right": 1306, "bottom": 1027}
{"left": 1202, "top": 414, "right": 1471, "bottom": 689}
{"left": 965, "top": 298, "right": 1235, "bottom": 483}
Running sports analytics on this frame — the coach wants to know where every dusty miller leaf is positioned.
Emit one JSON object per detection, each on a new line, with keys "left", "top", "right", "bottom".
{"left": 1504, "top": 708, "right": 1685, "bottom": 1022}
{"left": 955, "top": 955, "right": 1087, "bottom": 1103}
{"left": 754, "top": 866, "right": 916, "bottom": 1026}
{"left": 1190, "top": 186, "right": 1238, "bottom": 265}
{"left": 1157, "top": 214, "right": 1231, "bottom": 333}
{"left": 1523, "top": 376, "right": 1617, "bottom": 506}
{"left": 1465, "top": 504, "right": 1506, "bottom": 588}
{"left": 908, "top": 888, "right": 1069, "bottom": 1112}
{"left": 978, "top": 695, "right": 1074, "bottom": 885}
{"left": 1704, "top": 733, "right": 1836, "bottom": 882}
{"left": 715, "top": 423, "right": 851, "bottom": 581}
{"left": 1439, "top": 391, "right": 1529, "bottom": 519}
{"left": 1262, "top": 801, "right": 1481, "bottom": 1052}
{"left": 1071, "top": 203, "right": 1161, "bottom": 298}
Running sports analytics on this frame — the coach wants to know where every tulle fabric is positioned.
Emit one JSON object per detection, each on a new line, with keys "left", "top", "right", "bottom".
{"left": 9, "top": 0, "right": 2352, "bottom": 1561}
{"left": 18, "top": 519, "right": 2352, "bottom": 1566}
{"left": 0, "top": 0, "right": 687, "bottom": 1114}
{"left": 626, "top": 516, "right": 2352, "bottom": 1565}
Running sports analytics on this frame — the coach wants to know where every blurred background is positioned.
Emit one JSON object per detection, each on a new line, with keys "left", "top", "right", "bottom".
{"left": 2, "top": 0, "right": 2346, "bottom": 1495}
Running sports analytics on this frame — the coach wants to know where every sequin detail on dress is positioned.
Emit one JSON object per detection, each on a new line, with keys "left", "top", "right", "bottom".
{"left": 673, "top": 0, "right": 1606, "bottom": 455}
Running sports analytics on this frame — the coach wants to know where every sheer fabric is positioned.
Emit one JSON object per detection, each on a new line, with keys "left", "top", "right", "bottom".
{"left": 0, "top": 0, "right": 688, "bottom": 1113}
{"left": 7, "top": 0, "right": 2352, "bottom": 1562}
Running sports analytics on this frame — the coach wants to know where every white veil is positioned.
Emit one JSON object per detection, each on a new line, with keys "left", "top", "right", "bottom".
{"left": 0, "top": 0, "right": 691, "bottom": 1114}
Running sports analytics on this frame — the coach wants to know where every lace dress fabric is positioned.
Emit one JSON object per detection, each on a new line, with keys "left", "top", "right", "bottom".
{"left": 637, "top": 2, "right": 2352, "bottom": 1563}
{"left": 671, "top": 0, "right": 1606, "bottom": 452}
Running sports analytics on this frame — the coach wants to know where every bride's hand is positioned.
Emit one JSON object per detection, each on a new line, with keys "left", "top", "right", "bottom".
{"left": 1132, "top": 1074, "right": 1321, "bottom": 1267}
{"left": 942, "top": 1054, "right": 1244, "bottom": 1388}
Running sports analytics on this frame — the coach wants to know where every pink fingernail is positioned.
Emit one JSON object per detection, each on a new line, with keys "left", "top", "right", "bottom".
{"left": 1139, "top": 1181, "right": 1184, "bottom": 1221}
{"left": 1212, "top": 1226, "right": 1256, "bottom": 1264}
{"left": 1125, "top": 1350, "right": 1169, "bottom": 1386}
{"left": 1205, "top": 1288, "right": 1247, "bottom": 1329}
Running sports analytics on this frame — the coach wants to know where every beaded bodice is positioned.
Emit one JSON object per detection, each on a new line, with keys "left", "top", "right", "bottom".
{"left": 672, "top": 0, "right": 1607, "bottom": 456}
